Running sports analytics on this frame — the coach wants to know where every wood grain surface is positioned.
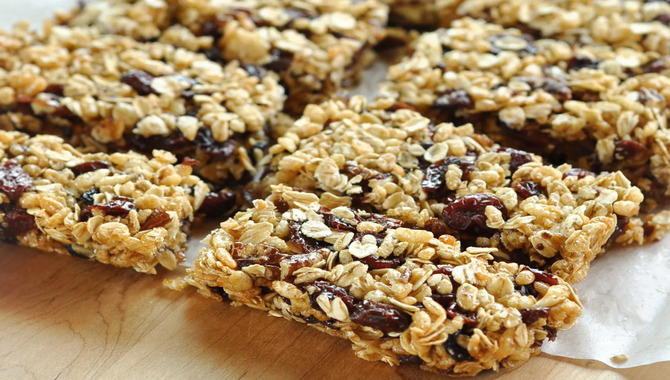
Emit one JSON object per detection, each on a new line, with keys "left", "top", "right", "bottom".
{"left": 0, "top": 245, "right": 667, "bottom": 380}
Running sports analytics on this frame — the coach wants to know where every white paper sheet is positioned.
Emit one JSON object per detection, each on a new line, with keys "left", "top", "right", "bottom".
{"left": 2, "top": 0, "right": 669, "bottom": 369}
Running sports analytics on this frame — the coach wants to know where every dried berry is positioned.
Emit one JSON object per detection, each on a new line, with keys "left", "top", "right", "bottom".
{"left": 273, "top": 197, "right": 290, "bottom": 213}
{"left": 567, "top": 55, "right": 600, "bottom": 71}
{"left": 265, "top": 49, "right": 294, "bottom": 72}
{"left": 607, "top": 215, "right": 630, "bottom": 245}
{"left": 432, "top": 293, "right": 478, "bottom": 326}
{"left": 194, "top": 128, "right": 239, "bottom": 160}
{"left": 496, "top": 147, "right": 533, "bottom": 173}
{"left": 514, "top": 181, "right": 545, "bottom": 199}
{"left": 520, "top": 307, "right": 551, "bottom": 325}
{"left": 43, "top": 84, "right": 65, "bottom": 96}
{"left": 3, "top": 208, "right": 35, "bottom": 236}
{"left": 441, "top": 194, "right": 506, "bottom": 234}
{"left": 422, "top": 157, "right": 475, "bottom": 196}
{"left": 200, "top": 191, "right": 237, "bottom": 218}
{"left": 82, "top": 196, "right": 136, "bottom": 221}
{"left": 639, "top": 88, "right": 665, "bottom": 104}
{"left": 141, "top": 210, "right": 172, "bottom": 230}
{"left": 350, "top": 300, "right": 411, "bottom": 333}
{"left": 431, "top": 89, "right": 474, "bottom": 111}
{"left": 181, "top": 157, "right": 199, "bottom": 166}
{"left": 121, "top": 69, "right": 156, "bottom": 96}
{"left": 71, "top": 160, "right": 111, "bottom": 176}
{"left": 614, "top": 140, "right": 649, "bottom": 161}
{"left": 398, "top": 355, "right": 423, "bottom": 366}
{"left": 523, "top": 267, "right": 559, "bottom": 286}
{"left": 319, "top": 208, "right": 357, "bottom": 233}
{"left": 127, "top": 130, "right": 194, "bottom": 154}
{"left": 562, "top": 168, "right": 595, "bottom": 179}
{"left": 309, "top": 281, "right": 356, "bottom": 312}
{"left": 79, "top": 188, "right": 98, "bottom": 206}
{"left": 64, "top": 244, "right": 90, "bottom": 259}
{"left": 0, "top": 160, "right": 33, "bottom": 201}
{"left": 641, "top": 58, "right": 667, "bottom": 73}
{"left": 208, "top": 286, "right": 229, "bottom": 300}
{"left": 287, "top": 221, "right": 329, "bottom": 253}
{"left": 241, "top": 63, "right": 267, "bottom": 79}
{"left": 444, "top": 332, "right": 474, "bottom": 362}
{"left": 424, "top": 218, "right": 448, "bottom": 238}
{"left": 359, "top": 255, "right": 404, "bottom": 270}
{"left": 541, "top": 78, "right": 572, "bottom": 102}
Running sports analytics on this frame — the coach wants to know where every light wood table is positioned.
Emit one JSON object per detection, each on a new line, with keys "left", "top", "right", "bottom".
{"left": 0, "top": 245, "right": 666, "bottom": 380}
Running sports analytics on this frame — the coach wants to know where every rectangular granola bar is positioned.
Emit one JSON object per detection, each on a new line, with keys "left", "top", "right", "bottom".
{"left": 181, "top": 184, "right": 583, "bottom": 376}
{"left": 0, "top": 23, "right": 285, "bottom": 183}
{"left": 379, "top": 17, "right": 670, "bottom": 201}
{"left": 56, "top": 0, "right": 389, "bottom": 112}
{"left": 266, "top": 96, "right": 644, "bottom": 283}
{"left": 0, "top": 130, "right": 210, "bottom": 273}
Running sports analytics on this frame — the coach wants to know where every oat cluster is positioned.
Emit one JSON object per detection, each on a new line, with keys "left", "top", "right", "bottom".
{"left": 2, "top": 0, "right": 670, "bottom": 376}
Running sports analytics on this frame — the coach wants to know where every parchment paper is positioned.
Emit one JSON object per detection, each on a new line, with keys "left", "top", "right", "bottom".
{"left": 2, "top": 0, "right": 669, "bottom": 369}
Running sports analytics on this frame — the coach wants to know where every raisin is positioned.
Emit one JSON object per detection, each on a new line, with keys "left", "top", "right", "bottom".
{"left": 654, "top": 13, "right": 670, "bottom": 25}
{"left": 350, "top": 300, "right": 411, "bottom": 333}
{"left": 444, "top": 332, "right": 473, "bottom": 362}
{"left": 544, "top": 326, "right": 558, "bottom": 341}
{"left": 241, "top": 63, "right": 267, "bottom": 79}
{"left": 127, "top": 129, "right": 194, "bottom": 154}
{"left": 562, "top": 168, "right": 595, "bottom": 179}
{"left": 614, "top": 140, "right": 649, "bottom": 160}
{"left": 43, "top": 84, "right": 65, "bottom": 96}
{"left": 441, "top": 194, "right": 506, "bottom": 234}
{"left": 80, "top": 188, "right": 98, "bottom": 206}
{"left": 208, "top": 286, "right": 229, "bottom": 300}
{"left": 567, "top": 55, "right": 600, "bottom": 71}
{"left": 319, "top": 208, "right": 357, "bottom": 232}
{"left": 495, "top": 147, "right": 533, "bottom": 173}
{"left": 283, "top": 251, "right": 326, "bottom": 277}
{"left": 432, "top": 293, "right": 478, "bottom": 326}
{"left": 398, "top": 355, "right": 423, "bottom": 366}
{"left": 121, "top": 69, "right": 156, "bottom": 96}
{"left": 309, "top": 281, "right": 356, "bottom": 312}
{"left": 607, "top": 215, "right": 630, "bottom": 245}
{"left": 431, "top": 89, "right": 474, "bottom": 111}
{"left": 194, "top": 128, "right": 239, "bottom": 160}
{"left": 82, "top": 196, "right": 136, "bottom": 221}
{"left": 520, "top": 307, "right": 551, "bottom": 325}
{"left": 514, "top": 181, "right": 545, "bottom": 199}
{"left": 422, "top": 157, "right": 475, "bottom": 196}
{"left": 3, "top": 208, "right": 36, "bottom": 236}
{"left": 642, "top": 58, "right": 667, "bottom": 73}
{"left": 387, "top": 102, "right": 416, "bottom": 112}
{"left": 141, "top": 210, "right": 171, "bottom": 230}
{"left": 541, "top": 78, "right": 572, "bottom": 102}
{"left": 181, "top": 157, "right": 199, "bottom": 166}
{"left": 0, "top": 160, "right": 33, "bottom": 201}
{"left": 287, "top": 221, "right": 329, "bottom": 253}
{"left": 265, "top": 49, "right": 294, "bottom": 72}
{"left": 200, "top": 21, "right": 220, "bottom": 37}
{"left": 523, "top": 267, "right": 559, "bottom": 286}
{"left": 71, "top": 160, "right": 111, "bottom": 176}
{"left": 424, "top": 218, "right": 448, "bottom": 238}
{"left": 200, "top": 191, "right": 237, "bottom": 218}
{"left": 359, "top": 255, "right": 404, "bottom": 270}
{"left": 273, "top": 197, "right": 290, "bottom": 213}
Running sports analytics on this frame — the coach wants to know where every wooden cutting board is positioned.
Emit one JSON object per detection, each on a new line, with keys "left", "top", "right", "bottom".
{"left": 0, "top": 245, "right": 666, "bottom": 380}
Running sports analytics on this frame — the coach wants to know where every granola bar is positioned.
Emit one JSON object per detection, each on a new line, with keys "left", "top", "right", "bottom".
{"left": 181, "top": 185, "right": 583, "bottom": 375}
{"left": 379, "top": 17, "right": 670, "bottom": 200}
{"left": 0, "top": 23, "right": 285, "bottom": 183}
{"left": 57, "top": 0, "right": 389, "bottom": 113}
{"left": 265, "top": 96, "right": 644, "bottom": 283}
{"left": 0, "top": 130, "right": 210, "bottom": 273}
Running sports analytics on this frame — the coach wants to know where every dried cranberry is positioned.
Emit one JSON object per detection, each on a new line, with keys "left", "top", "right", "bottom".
{"left": 265, "top": 49, "right": 294, "bottom": 72}
{"left": 562, "top": 168, "right": 595, "bottom": 179}
{"left": 514, "top": 181, "right": 545, "bottom": 199}
{"left": 64, "top": 244, "right": 89, "bottom": 259}
{"left": 140, "top": 210, "right": 171, "bottom": 230}
{"left": 121, "top": 69, "right": 156, "bottom": 96}
{"left": 398, "top": 355, "right": 423, "bottom": 366}
{"left": 441, "top": 194, "right": 506, "bottom": 234}
{"left": 614, "top": 140, "right": 649, "bottom": 160}
{"left": 567, "top": 55, "right": 600, "bottom": 71}
{"left": 431, "top": 90, "right": 474, "bottom": 111}
{"left": 523, "top": 267, "right": 559, "bottom": 286}
{"left": 607, "top": 215, "right": 630, "bottom": 244}
{"left": 366, "top": 213, "right": 404, "bottom": 230}
{"left": 432, "top": 293, "right": 478, "bottom": 326}
{"left": 544, "top": 326, "right": 558, "bottom": 341}
{"left": 43, "top": 84, "right": 65, "bottom": 96}
{"left": 283, "top": 251, "right": 326, "bottom": 277}
{"left": 82, "top": 196, "right": 136, "bottom": 221}
{"left": 642, "top": 58, "right": 667, "bottom": 73}
{"left": 273, "top": 197, "right": 290, "bottom": 213}
{"left": 496, "top": 147, "right": 533, "bottom": 173}
{"left": 181, "top": 157, "right": 199, "bottom": 166}
{"left": 208, "top": 286, "right": 229, "bottom": 300}
{"left": 79, "top": 188, "right": 98, "bottom": 206}
{"left": 0, "top": 161, "right": 33, "bottom": 201}
{"left": 350, "top": 300, "right": 411, "bottom": 333}
{"left": 444, "top": 332, "right": 473, "bottom": 362}
{"left": 71, "top": 160, "right": 111, "bottom": 176}
{"left": 127, "top": 130, "right": 194, "bottom": 154}
{"left": 387, "top": 102, "right": 416, "bottom": 112}
{"left": 319, "top": 208, "right": 357, "bottom": 233}
{"left": 422, "top": 157, "right": 475, "bottom": 196}
{"left": 3, "top": 208, "right": 35, "bottom": 236}
{"left": 424, "top": 218, "right": 448, "bottom": 238}
{"left": 654, "top": 13, "right": 670, "bottom": 25}
{"left": 520, "top": 307, "right": 551, "bottom": 325}
{"left": 287, "top": 221, "right": 329, "bottom": 253}
{"left": 194, "top": 128, "right": 239, "bottom": 160}
{"left": 309, "top": 281, "right": 356, "bottom": 312}
{"left": 241, "top": 63, "right": 267, "bottom": 79}
{"left": 359, "top": 255, "right": 404, "bottom": 270}
{"left": 200, "top": 191, "right": 237, "bottom": 217}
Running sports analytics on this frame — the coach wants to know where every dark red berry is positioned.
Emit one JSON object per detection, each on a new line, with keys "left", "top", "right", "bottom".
{"left": 432, "top": 89, "right": 474, "bottom": 111}
{"left": 614, "top": 140, "right": 649, "bottom": 160}
{"left": 359, "top": 255, "right": 404, "bottom": 270}
{"left": 496, "top": 147, "right": 533, "bottom": 173}
{"left": 523, "top": 267, "right": 559, "bottom": 286}
{"left": 4, "top": 208, "right": 36, "bottom": 236}
{"left": 562, "top": 168, "right": 595, "bottom": 179}
{"left": 265, "top": 49, "right": 294, "bottom": 72}
{"left": 121, "top": 69, "right": 156, "bottom": 96}
{"left": 520, "top": 307, "right": 551, "bottom": 325}
{"left": 444, "top": 332, "right": 473, "bottom": 362}
{"left": 441, "top": 194, "right": 506, "bottom": 234}
{"left": 140, "top": 210, "right": 172, "bottom": 230}
{"left": 567, "top": 55, "right": 600, "bottom": 71}
{"left": 641, "top": 58, "right": 667, "bottom": 73}
{"left": 71, "top": 160, "right": 111, "bottom": 176}
{"left": 514, "top": 181, "right": 545, "bottom": 199}
{"left": 422, "top": 157, "right": 475, "bottom": 195}
{"left": 0, "top": 160, "right": 33, "bottom": 201}
{"left": 309, "top": 281, "right": 356, "bottom": 312}
{"left": 200, "top": 191, "right": 237, "bottom": 217}
{"left": 350, "top": 300, "right": 411, "bottom": 333}
{"left": 82, "top": 196, "right": 137, "bottom": 221}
